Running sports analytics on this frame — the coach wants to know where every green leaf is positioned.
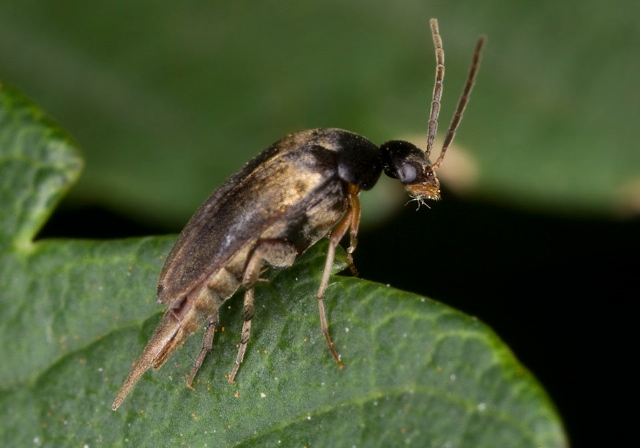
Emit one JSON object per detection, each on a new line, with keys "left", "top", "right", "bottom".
{"left": 0, "top": 86, "right": 567, "bottom": 447}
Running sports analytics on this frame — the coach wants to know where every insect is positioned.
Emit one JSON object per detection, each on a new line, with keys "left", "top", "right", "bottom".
{"left": 112, "top": 18, "right": 485, "bottom": 410}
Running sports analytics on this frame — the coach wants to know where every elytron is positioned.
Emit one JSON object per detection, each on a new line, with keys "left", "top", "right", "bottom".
{"left": 113, "top": 19, "right": 484, "bottom": 410}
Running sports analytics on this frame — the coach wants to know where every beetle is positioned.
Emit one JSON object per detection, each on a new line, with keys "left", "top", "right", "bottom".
{"left": 112, "top": 18, "right": 485, "bottom": 410}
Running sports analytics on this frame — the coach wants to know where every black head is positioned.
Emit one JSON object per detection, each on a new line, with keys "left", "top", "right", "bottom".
{"left": 381, "top": 140, "right": 440, "bottom": 201}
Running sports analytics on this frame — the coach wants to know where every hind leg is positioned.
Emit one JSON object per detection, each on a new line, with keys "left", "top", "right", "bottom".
{"left": 186, "top": 313, "right": 219, "bottom": 387}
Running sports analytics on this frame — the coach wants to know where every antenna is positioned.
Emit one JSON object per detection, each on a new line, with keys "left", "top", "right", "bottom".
{"left": 425, "top": 18, "right": 445, "bottom": 159}
{"left": 430, "top": 21, "right": 485, "bottom": 170}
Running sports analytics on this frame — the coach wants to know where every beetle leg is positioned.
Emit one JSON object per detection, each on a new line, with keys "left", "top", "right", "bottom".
{"left": 317, "top": 187, "right": 362, "bottom": 368}
{"left": 228, "top": 287, "right": 255, "bottom": 384}
{"left": 186, "top": 313, "right": 219, "bottom": 388}
{"left": 318, "top": 187, "right": 361, "bottom": 298}
{"left": 228, "top": 239, "right": 297, "bottom": 383}
{"left": 346, "top": 185, "right": 361, "bottom": 276}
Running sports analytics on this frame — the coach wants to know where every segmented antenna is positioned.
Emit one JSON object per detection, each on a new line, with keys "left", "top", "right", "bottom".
{"left": 431, "top": 22, "right": 485, "bottom": 170}
{"left": 425, "top": 18, "right": 445, "bottom": 159}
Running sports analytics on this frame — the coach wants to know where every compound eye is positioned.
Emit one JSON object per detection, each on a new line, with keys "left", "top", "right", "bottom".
{"left": 396, "top": 162, "right": 419, "bottom": 184}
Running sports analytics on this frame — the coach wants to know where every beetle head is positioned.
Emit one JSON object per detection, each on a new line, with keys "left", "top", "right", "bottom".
{"left": 380, "top": 140, "right": 440, "bottom": 202}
